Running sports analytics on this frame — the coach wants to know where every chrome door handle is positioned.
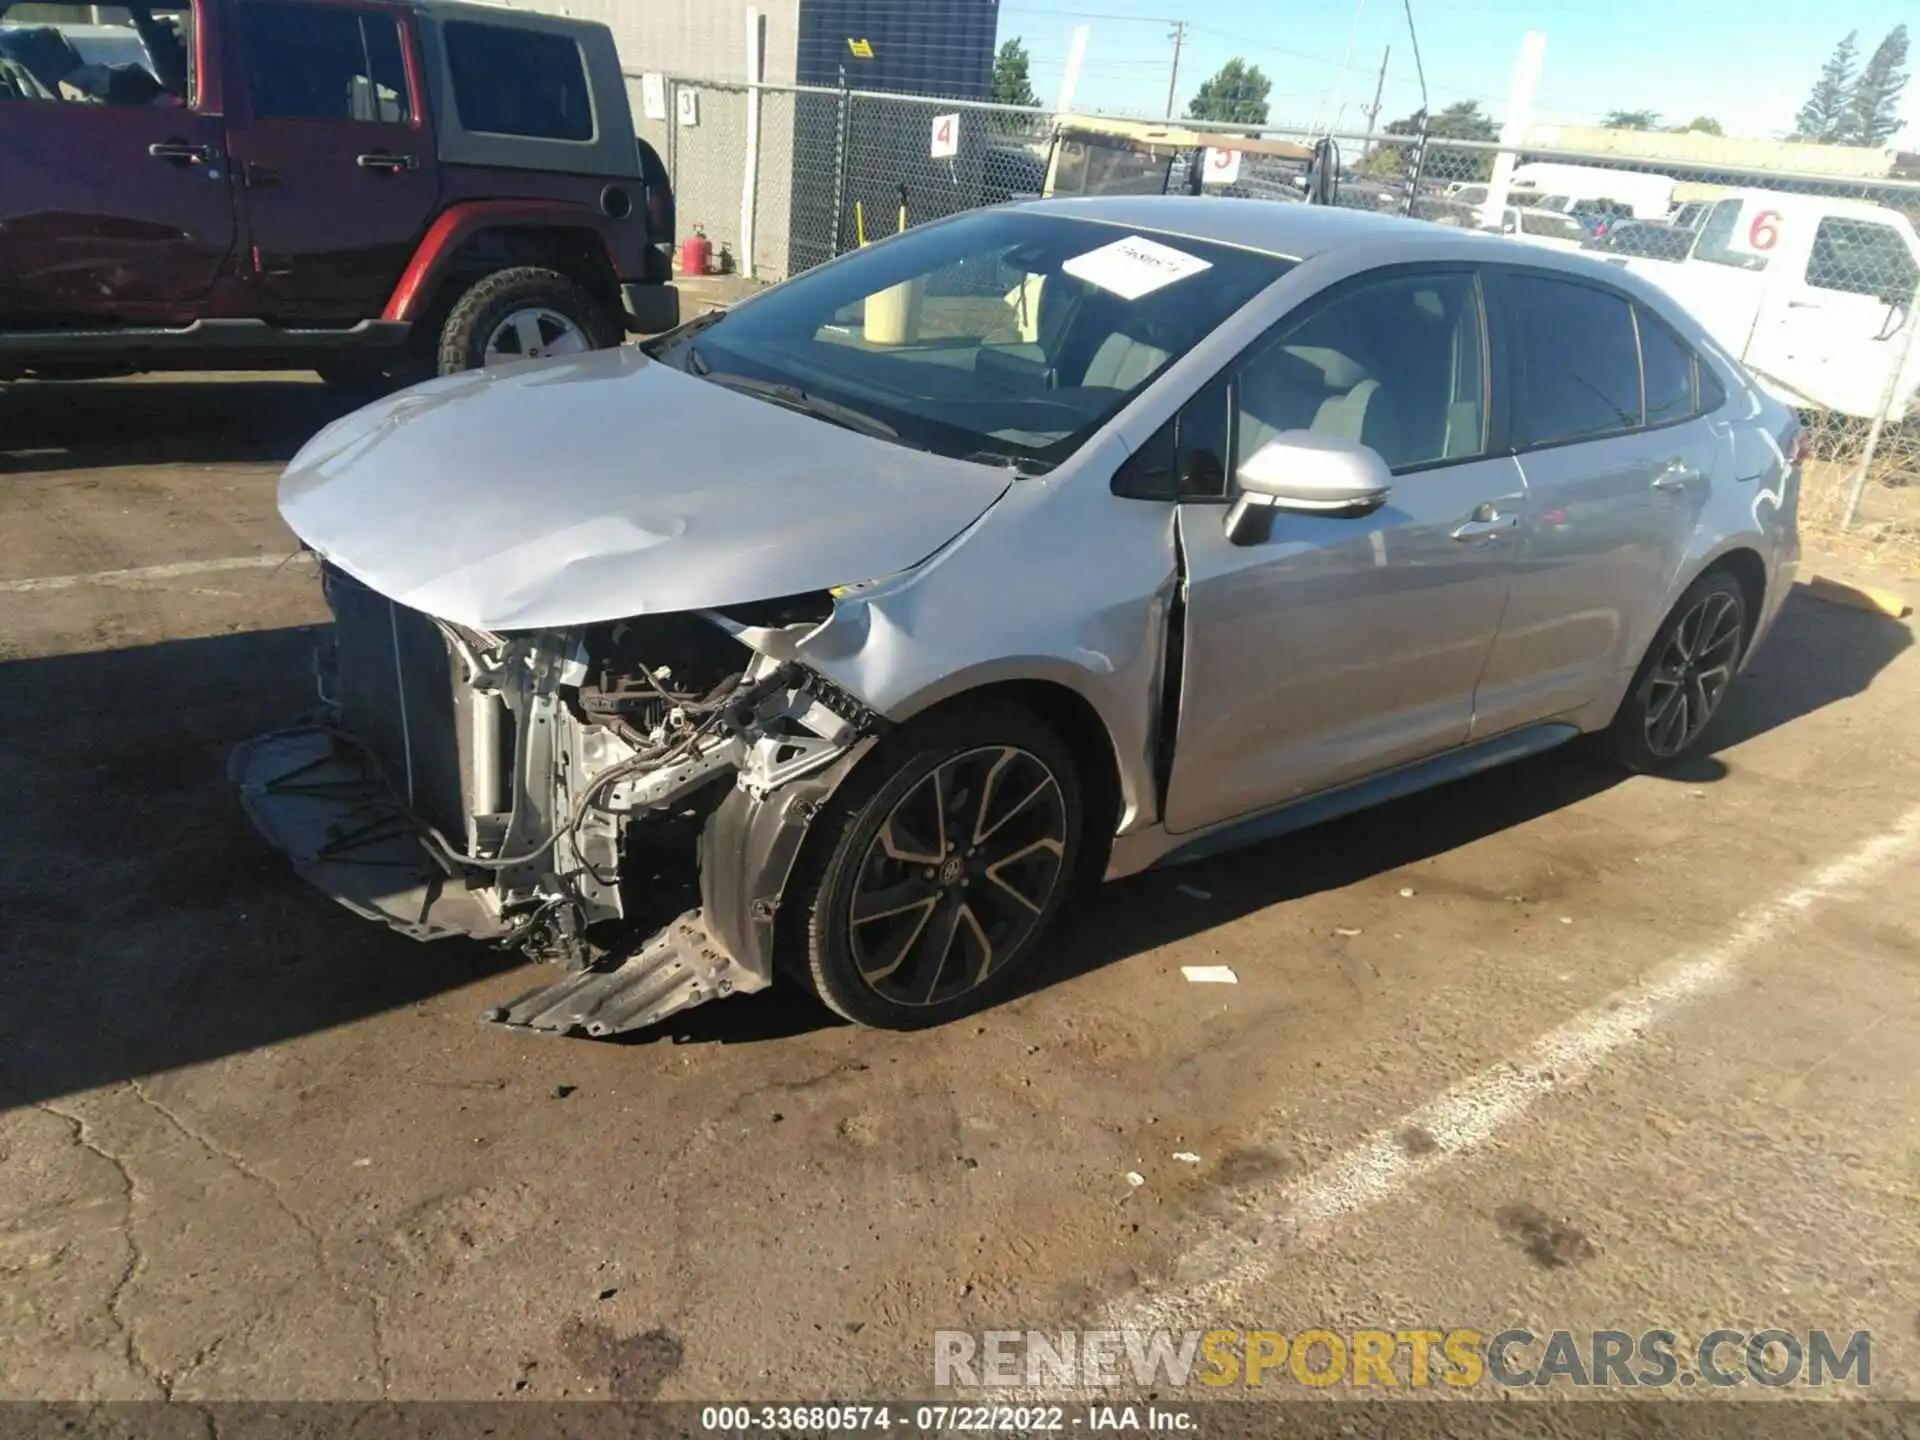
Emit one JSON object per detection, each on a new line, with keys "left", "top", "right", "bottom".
{"left": 356, "top": 151, "right": 418, "bottom": 172}
{"left": 1652, "top": 462, "right": 1700, "bottom": 493}
{"left": 149, "top": 141, "right": 212, "bottom": 163}
{"left": 1451, "top": 511, "right": 1518, "bottom": 541}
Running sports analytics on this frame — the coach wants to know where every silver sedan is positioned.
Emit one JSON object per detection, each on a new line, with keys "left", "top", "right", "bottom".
{"left": 234, "top": 197, "right": 1802, "bottom": 1036}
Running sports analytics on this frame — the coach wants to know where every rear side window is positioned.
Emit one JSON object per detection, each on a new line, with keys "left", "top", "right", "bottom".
{"left": 1806, "top": 217, "right": 1920, "bottom": 300}
{"left": 444, "top": 21, "right": 592, "bottom": 141}
{"left": 1504, "top": 273, "right": 1640, "bottom": 447}
{"left": 1637, "top": 308, "right": 1696, "bottom": 426}
{"left": 240, "top": 2, "right": 410, "bottom": 124}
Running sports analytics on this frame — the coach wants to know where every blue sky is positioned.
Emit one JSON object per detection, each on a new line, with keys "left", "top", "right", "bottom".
{"left": 994, "top": 0, "right": 1915, "bottom": 144}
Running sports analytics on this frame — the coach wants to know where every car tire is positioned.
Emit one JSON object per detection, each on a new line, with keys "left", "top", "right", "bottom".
{"left": 1602, "top": 566, "right": 1750, "bottom": 773}
{"left": 435, "top": 265, "right": 621, "bottom": 376}
{"left": 781, "top": 701, "right": 1085, "bottom": 1029}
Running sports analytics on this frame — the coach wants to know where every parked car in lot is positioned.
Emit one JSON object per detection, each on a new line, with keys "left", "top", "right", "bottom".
{"left": 234, "top": 199, "right": 1802, "bottom": 1039}
{"left": 1589, "top": 220, "right": 1699, "bottom": 262}
{"left": 0, "top": 0, "right": 676, "bottom": 387}
{"left": 1491, "top": 205, "right": 1589, "bottom": 252}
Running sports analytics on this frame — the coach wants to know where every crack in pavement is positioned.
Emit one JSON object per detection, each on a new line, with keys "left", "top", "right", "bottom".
{"left": 125, "top": 1080, "right": 394, "bottom": 1398}
{"left": 36, "top": 1102, "right": 167, "bottom": 1399}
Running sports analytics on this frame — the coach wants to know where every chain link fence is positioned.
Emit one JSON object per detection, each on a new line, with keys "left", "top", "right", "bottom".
{"left": 639, "top": 73, "right": 1920, "bottom": 551}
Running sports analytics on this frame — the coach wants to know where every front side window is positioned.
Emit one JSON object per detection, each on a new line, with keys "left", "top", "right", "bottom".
{"left": 1234, "top": 270, "right": 1487, "bottom": 475}
{"left": 240, "top": 2, "right": 409, "bottom": 123}
{"left": 1504, "top": 272, "right": 1641, "bottom": 448}
{"left": 0, "top": 2, "right": 193, "bottom": 105}
{"left": 1805, "top": 217, "right": 1920, "bottom": 300}
{"left": 1694, "top": 198, "right": 1769, "bottom": 272}
{"left": 444, "top": 21, "right": 592, "bottom": 141}
{"left": 648, "top": 210, "right": 1290, "bottom": 469}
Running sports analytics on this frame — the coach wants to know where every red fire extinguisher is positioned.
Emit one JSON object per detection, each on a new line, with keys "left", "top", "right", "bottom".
{"left": 679, "top": 226, "right": 712, "bottom": 276}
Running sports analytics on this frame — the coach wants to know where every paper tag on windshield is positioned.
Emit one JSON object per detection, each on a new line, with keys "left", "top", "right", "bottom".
{"left": 1062, "top": 234, "right": 1212, "bottom": 301}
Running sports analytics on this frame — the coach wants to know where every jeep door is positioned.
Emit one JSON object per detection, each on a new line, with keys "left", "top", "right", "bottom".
{"left": 0, "top": 0, "right": 236, "bottom": 323}
{"left": 1160, "top": 265, "right": 1526, "bottom": 833}
{"left": 223, "top": 0, "right": 436, "bottom": 319}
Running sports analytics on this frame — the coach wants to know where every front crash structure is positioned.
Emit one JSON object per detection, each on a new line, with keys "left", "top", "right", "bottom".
{"left": 229, "top": 566, "right": 878, "bottom": 1037}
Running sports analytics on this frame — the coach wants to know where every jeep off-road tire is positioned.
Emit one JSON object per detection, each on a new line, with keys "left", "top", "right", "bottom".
{"left": 435, "top": 265, "right": 621, "bottom": 376}
{"left": 779, "top": 701, "right": 1085, "bottom": 1030}
{"left": 1602, "top": 565, "right": 1750, "bottom": 773}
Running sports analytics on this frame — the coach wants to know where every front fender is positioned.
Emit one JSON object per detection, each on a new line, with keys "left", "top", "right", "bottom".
{"left": 382, "top": 200, "right": 619, "bottom": 323}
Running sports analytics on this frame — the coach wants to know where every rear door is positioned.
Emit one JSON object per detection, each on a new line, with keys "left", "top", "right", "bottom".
{"left": 1474, "top": 269, "right": 1714, "bottom": 733}
{"left": 0, "top": 1, "right": 235, "bottom": 323}
{"left": 224, "top": 0, "right": 436, "bottom": 319}
{"left": 1745, "top": 213, "right": 1920, "bottom": 418}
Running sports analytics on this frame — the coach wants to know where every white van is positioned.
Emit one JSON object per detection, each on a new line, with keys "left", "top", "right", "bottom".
{"left": 1510, "top": 163, "right": 1676, "bottom": 219}
{"left": 1617, "top": 190, "right": 1920, "bottom": 419}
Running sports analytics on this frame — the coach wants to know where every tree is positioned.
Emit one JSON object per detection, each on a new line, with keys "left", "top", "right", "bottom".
{"left": 1384, "top": 101, "right": 1498, "bottom": 181}
{"left": 1795, "top": 31, "right": 1859, "bottom": 142}
{"left": 1186, "top": 58, "right": 1271, "bottom": 126}
{"left": 990, "top": 37, "right": 1038, "bottom": 110}
{"left": 1385, "top": 99, "right": 1498, "bottom": 141}
{"left": 1673, "top": 116, "right": 1723, "bottom": 135}
{"left": 1601, "top": 109, "right": 1659, "bottom": 130}
{"left": 1846, "top": 25, "right": 1909, "bottom": 146}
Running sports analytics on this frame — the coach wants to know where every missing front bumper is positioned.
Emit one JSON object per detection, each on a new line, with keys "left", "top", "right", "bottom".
{"left": 228, "top": 725, "right": 510, "bottom": 943}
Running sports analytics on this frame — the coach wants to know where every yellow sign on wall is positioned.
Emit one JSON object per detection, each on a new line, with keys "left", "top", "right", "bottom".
{"left": 847, "top": 37, "right": 874, "bottom": 58}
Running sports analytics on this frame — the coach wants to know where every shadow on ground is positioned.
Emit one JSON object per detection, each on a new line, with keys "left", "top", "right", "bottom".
{"left": 1016, "top": 584, "right": 1913, "bottom": 1000}
{"left": 0, "top": 376, "right": 366, "bottom": 475}
{"left": 0, "top": 585, "right": 1905, "bottom": 1107}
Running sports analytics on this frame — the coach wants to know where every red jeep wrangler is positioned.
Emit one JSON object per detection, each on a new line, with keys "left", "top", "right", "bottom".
{"left": 0, "top": 0, "right": 677, "bottom": 386}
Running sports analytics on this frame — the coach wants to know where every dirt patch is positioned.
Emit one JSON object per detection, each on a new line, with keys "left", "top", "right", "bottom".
{"left": 558, "top": 1320, "right": 685, "bottom": 1400}
{"left": 1494, "top": 1202, "right": 1597, "bottom": 1269}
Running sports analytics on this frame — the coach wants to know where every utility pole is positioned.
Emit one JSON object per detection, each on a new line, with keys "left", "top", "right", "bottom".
{"left": 1165, "top": 21, "right": 1186, "bottom": 119}
{"left": 1363, "top": 45, "right": 1391, "bottom": 134}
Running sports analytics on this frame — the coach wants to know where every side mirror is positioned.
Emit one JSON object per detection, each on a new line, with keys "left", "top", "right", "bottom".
{"left": 1225, "top": 431, "right": 1391, "bottom": 544}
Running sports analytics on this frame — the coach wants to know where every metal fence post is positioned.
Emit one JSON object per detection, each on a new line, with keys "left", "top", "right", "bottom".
{"left": 739, "top": 9, "right": 763, "bottom": 279}
{"left": 828, "top": 71, "right": 852, "bottom": 259}
{"left": 1842, "top": 273, "right": 1920, "bottom": 529}
{"left": 1400, "top": 115, "right": 1430, "bottom": 218}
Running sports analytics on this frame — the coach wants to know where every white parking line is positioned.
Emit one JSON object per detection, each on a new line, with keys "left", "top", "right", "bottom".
{"left": 1108, "top": 800, "right": 1920, "bottom": 1337}
{"left": 0, "top": 554, "right": 310, "bottom": 595}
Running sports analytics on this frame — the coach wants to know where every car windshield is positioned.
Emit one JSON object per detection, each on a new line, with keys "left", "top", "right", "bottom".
{"left": 647, "top": 209, "right": 1292, "bottom": 470}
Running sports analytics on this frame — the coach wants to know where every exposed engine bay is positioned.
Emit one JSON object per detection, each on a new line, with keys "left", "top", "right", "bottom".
{"left": 229, "top": 567, "right": 880, "bottom": 1037}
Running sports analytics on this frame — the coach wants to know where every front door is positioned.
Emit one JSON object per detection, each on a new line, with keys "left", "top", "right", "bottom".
{"left": 224, "top": 0, "right": 436, "bottom": 319}
{"left": 1163, "top": 266, "right": 1524, "bottom": 834}
{"left": 1474, "top": 271, "right": 1709, "bottom": 732}
{"left": 0, "top": 1, "right": 234, "bottom": 323}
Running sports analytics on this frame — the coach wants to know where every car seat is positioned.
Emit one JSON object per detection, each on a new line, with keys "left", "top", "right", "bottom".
{"left": 0, "top": 26, "right": 85, "bottom": 96}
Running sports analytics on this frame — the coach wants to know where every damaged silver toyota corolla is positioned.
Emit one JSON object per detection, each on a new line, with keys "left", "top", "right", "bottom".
{"left": 234, "top": 198, "right": 1800, "bottom": 1037}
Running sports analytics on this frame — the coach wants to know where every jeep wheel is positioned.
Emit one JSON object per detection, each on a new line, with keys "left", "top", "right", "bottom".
{"left": 436, "top": 266, "right": 620, "bottom": 376}
{"left": 781, "top": 701, "right": 1084, "bottom": 1030}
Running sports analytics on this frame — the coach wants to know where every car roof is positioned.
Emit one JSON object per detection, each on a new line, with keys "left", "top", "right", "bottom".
{"left": 1018, "top": 195, "right": 1513, "bottom": 261}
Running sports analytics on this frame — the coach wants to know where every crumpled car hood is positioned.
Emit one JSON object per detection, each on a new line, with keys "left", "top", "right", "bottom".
{"left": 279, "top": 347, "right": 1013, "bottom": 631}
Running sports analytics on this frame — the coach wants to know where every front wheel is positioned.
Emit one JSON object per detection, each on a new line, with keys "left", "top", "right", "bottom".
{"left": 435, "top": 265, "right": 621, "bottom": 376}
{"left": 783, "top": 702, "right": 1084, "bottom": 1029}
{"left": 1603, "top": 567, "right": 1750, "bottom": 772}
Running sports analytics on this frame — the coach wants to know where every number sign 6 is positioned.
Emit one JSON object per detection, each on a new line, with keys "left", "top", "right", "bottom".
{"left": 1747, "top": 208, "right": 1781, "bottom": 252}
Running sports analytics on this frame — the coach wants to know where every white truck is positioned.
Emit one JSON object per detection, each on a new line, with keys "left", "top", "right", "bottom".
{"left": 1613, "top": 189, "right": 1920, "bottom": 420}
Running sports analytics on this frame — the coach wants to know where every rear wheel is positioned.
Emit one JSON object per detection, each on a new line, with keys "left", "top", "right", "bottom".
{"left": 782, "top": 702, "right": 1084, "bottom": 1029}
{"left": 435, "top": 265, "right": 621, "bottom": 376}
{"left": 1603, "top": 567, "right": 1750, "bottom": 772}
